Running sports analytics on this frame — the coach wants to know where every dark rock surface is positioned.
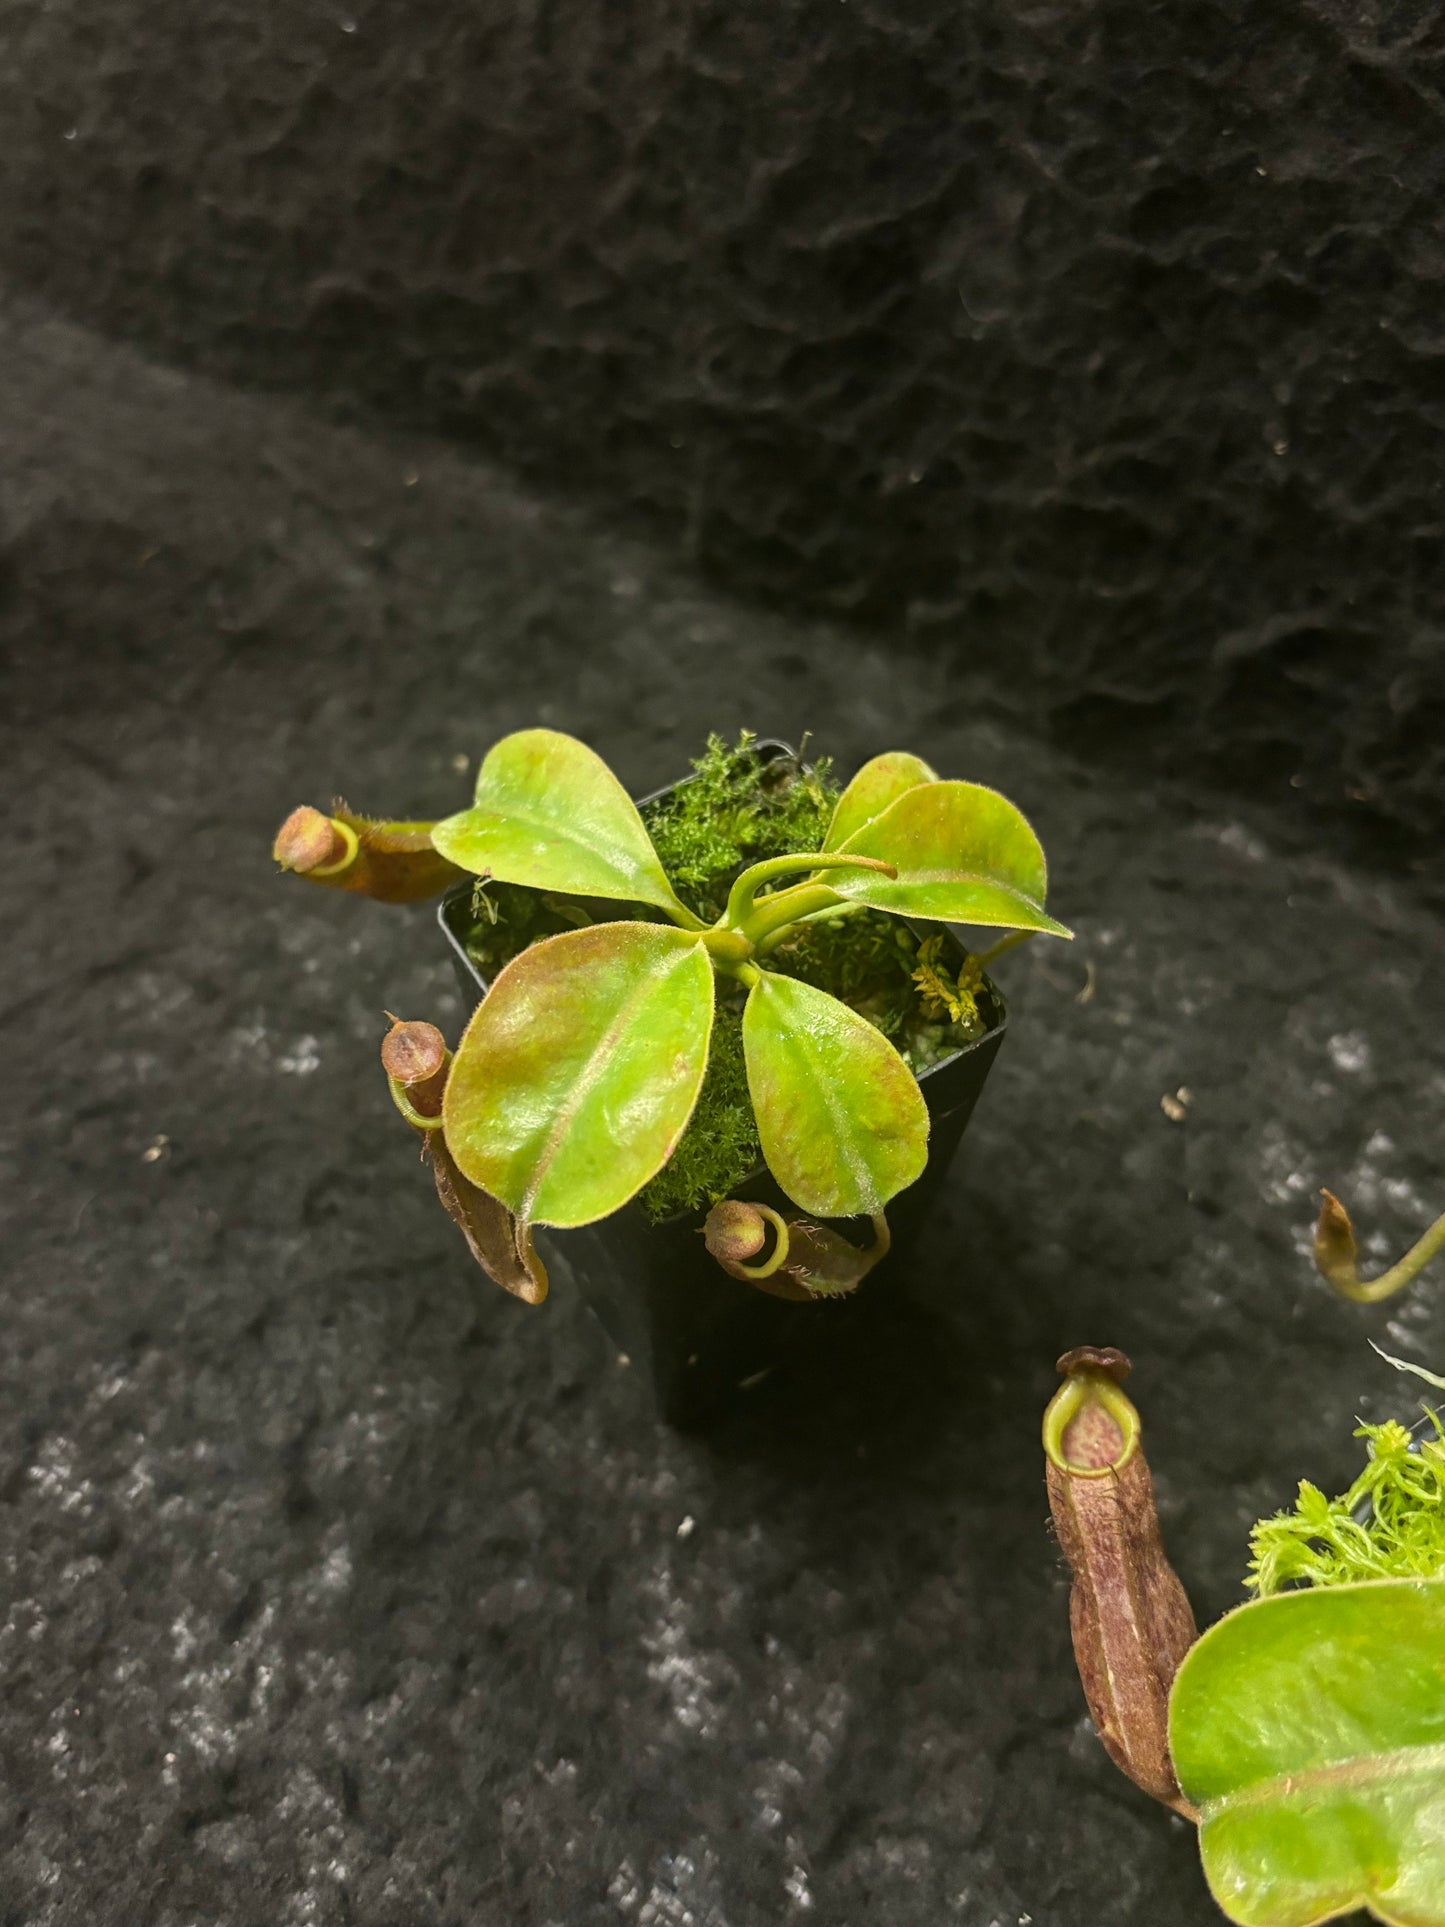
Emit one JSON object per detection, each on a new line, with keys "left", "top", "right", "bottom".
{"left": 5, "top": 0, "right": 1445, "bottom": 854}
{"left": 4, "top": 287, "right": 1444, "bottom": 1925}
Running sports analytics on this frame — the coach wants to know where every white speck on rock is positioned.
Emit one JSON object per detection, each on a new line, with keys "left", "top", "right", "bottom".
{"left": 1204, "top": 820, "right": 1269, "bottom": 863}
{"left": 277, "top": 1035, "right": 321, "bottom": 1075}
{"left": 608, "top": 1859, "right": 643, "bottom": 1912}
{"left": 1256, "top": 1121, "right": 1315, "bottom": 1207}
{"left": 1327, "top": 1030, "right": 1371, "bottom": 1074}
{"left": 643, "top": 1567, "right": 726, "bottom": 1738}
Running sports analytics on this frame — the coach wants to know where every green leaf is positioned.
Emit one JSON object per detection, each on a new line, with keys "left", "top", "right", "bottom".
{"left": 442, "top": 922, "right": 714, "bottom": 1227}
{"left": 1169, "top": 1579, "right": 1445, "bottom": 1927}
{"left": 827, "top": 780, "right": 1072, "bottom": 937}
{"left": 824, "top": 751, "right": 939, "bottom": 851}
{"left": 742, "top": 969, "right": 928, "bottom": 1216}
{"left": 431, "top": 728, "right": 698, "bottom": 922}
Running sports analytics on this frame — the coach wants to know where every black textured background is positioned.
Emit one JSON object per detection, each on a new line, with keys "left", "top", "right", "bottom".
{"left": 4, "top": 292, "right": 1445, "bottom": 1925}
{"left": 4, "top": 0, "right": 1445, "bottom": 862}
{"left": 6, "top": 7, "right": 1445, "bottom": 1920}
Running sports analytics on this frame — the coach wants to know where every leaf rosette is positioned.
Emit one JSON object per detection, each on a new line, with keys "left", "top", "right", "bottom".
{"left": 280, "top": 729, "right": 1070, "bottom": 1256}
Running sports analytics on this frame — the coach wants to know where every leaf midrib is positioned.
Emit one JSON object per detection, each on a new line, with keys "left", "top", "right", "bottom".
{"left": 840, "top": 864, "right": 1040, "bottom": 898}
{"left": 1200, "top": 1740, "right": 1445, "bottom": 1817}
{"left": 757, "top": 975, "right": 874, "bottom": 1213}
{"left": 519, "top": 938, "right": 703, "bottom": 1222}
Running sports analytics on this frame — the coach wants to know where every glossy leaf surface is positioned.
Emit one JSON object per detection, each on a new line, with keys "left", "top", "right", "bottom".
{"left": 431, "top": 728, "right": 695, "bottom": 920}
{"left": 742, "top": 970, "right": 928, "bottom": 1216}
{"left": 444, "top": 922, "right": 714, "bottom": 1227}
{"left": 828, "top": 780, "right": 1071, "bottom": 936}
{"left": 1170, "top": 1579, "right": 1445, "bottom": 1927}
{"left": 824, "top": 751, "right": 938, "bottom": 851}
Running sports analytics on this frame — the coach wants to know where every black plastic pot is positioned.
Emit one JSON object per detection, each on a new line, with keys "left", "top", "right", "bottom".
{"left": 437, "top": 741, "right": 1007, "bottom": 1425}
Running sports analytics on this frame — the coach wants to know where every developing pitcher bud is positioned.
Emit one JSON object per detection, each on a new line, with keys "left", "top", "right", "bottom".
{"left": 1044, "top": 1349, "right": 1198, "bottom": 1817}
{"left": 381, "top": 1016, "right": 450, "bottom": 1118}
{"left": 1313, "top": 1186, "right": 1445, "bottom": 1304}
{"left": 702, "top": 1200, "right": 891, "bottom": 1300}
{"left": 274, "top": 805, "right": 348, "bottom": 874}
{"left": 704, "top": 1200, "right": 770, "bottom": 1268}
{"left": 273, "top": 804, "right": 462, "bottom": 903}
{"left": 380, "top": 1017, "right": 547, "bottom": 1306}
{"left": 1313, "top": 1189, "right": 1361, "bottom": 1295}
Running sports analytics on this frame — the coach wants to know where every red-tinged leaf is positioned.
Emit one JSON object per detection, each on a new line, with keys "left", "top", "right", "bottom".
{"left": 430, "top": 728, "right": 698, "bottom": 923}
{"left": 830, "top": 780, "right": 1071, "bottom": 937}
{"left": 742, "top": 969, "right": 928, "bottom": 1216}
{"left": 824, "top": 751, "right": 938, "bottom": 851}
{"left": 443, "top": 922, "right": 715, "bottom": 1227}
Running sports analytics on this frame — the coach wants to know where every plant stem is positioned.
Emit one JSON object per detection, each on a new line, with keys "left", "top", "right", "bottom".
{"left": 754, "top": 900, "right": 867, "bottom": 955}
{"left": 723, "top": 851, "right": 895, "bottom": 944}
{"left": 741, "top": 882, "right": 849, "bottom": 947}
{"left": 974, "top": 929, "right": 1036, "bottom": 970}
{"left": 663, "top": 899, "right": 710, "bottom": 933}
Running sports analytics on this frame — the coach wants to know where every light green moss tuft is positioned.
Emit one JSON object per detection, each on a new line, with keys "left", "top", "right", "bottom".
{"left": 640, "top": 730, "right": 837, "bottom": 921}
{"left": 636, "top": 1006, "right": 758, "bottom": 1222}
{"left": 1247, "top": 1413, "right": 1445, "bottom": 1595}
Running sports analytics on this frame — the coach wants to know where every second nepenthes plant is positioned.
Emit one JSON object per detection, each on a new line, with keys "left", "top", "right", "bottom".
{"left": 275, "top": 728, "right": 1071, "bottom": 1301}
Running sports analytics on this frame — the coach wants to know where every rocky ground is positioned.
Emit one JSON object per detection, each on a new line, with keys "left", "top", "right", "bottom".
{"left": 3, "top": 282, "right": 1443, "bottom": 1925}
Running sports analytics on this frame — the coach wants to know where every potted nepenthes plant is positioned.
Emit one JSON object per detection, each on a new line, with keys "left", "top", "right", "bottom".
{"left": 1044, "top": 1343, "right": 1445, "bottom": 1926}
{"left": 273, "top": 729, "right": 1070, "bottom": 1418}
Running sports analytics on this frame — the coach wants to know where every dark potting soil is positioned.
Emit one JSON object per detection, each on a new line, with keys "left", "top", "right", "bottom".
{"left": 4, "top": 283, "right": 1445, "bottom": 1926}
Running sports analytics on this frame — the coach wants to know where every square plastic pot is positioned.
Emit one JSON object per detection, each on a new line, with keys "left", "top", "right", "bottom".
{"left": 437, "top": 741, "right": 1007, "bottom": 1426}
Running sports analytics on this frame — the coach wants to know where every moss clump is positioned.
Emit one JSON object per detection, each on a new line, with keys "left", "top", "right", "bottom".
{"left": 1246, "top": 1413, "right": 1445, "bottom": 1595}
{"left": 636, "top": 1005, "right": 755, "bottom": 1222}
{"left": 768, "top": 918, "right": 991, "bottom": 1072}
{"left": 640, "top": 730, "right": 837, "bottom": 921}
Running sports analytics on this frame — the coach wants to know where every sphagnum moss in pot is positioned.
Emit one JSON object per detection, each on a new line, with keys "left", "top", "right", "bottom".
{"left": 272, "top": 729, "right": 1071, "bottom": 1421}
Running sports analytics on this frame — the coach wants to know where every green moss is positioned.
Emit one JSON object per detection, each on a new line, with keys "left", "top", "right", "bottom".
{"left": 640, "top": 730, "right": 837, "bottom": 921}
{"left": 767, "top": 915, "right": 991, "bottom": 1072}
{"left": 1246, "top": 1414, "right": 1445, "bottom": 1595}
{"left": 636, "top": 1003, "right": 755, "bottom": 1221}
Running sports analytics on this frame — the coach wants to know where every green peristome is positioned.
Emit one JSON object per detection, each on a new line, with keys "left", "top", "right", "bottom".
{"left": 741, "top": 968, "right": 928, "bottom": 1216}
{"left": 430, "top": 727, "right": 698, "bottom": 924}
{"left": 1169, "top": 1579, "right": 1445, "bottom": 1927}
{"left": 823, "top": 751, "right": 939, "bottom": 852}
{"left": 828, "top": 779, "right": 1073, "bottom": 938}
{"left": 442, "top": 921, "right": 715, "bottom": 1228}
